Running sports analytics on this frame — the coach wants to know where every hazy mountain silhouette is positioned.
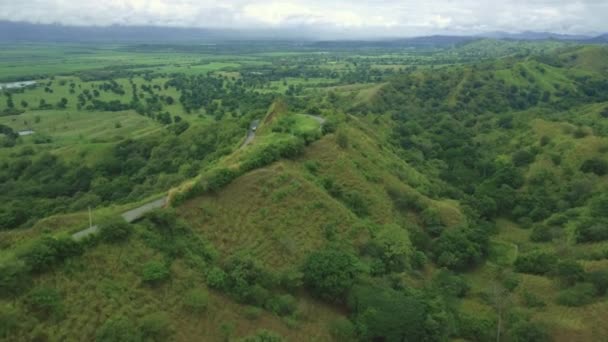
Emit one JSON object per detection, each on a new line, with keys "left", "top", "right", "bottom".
{"left": 0, "top": 21, "right": 605, "bottom": 44}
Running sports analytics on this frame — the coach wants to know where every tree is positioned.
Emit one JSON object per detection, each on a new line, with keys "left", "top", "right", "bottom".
{"left": 156, "top": 112, "right": 172, "bottom": 125}
{"left": 580, "top": 158, "right": 608, "bottom": 176}
{"left": 5, "top": 94, "right": 14, "bottom": 109}
{"left": 512, "top": 150, "right": 535, "bottom": 167}
{"left": 433, "top": 227, "right": 486, "bottom": 270}
{"left": 57, "top": 97, "right": 68, "bottom": 109}
{"left": 365, "top": 225, "right": 411, "bottom": 273}
{"left": 432, "top": 269, "right": 470, "bottom": 298}
{"left": 302, "top": 248, "right": 360, "bottom": 301}
{"left": 488, "top": 282, "right": 512, "bottom": 342}
{"left": 348, "top": 285, "right": 448, "bottom": 342}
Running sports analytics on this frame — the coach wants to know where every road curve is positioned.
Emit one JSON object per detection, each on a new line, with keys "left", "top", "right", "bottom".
{"left": 72, "top": 196, "right": 167, "bottom": 241}
{"left": 72, "top": 117, "right": 324, "bottom": 241}
{"left": 303, "top": 114, "right": 326, "bottom": 125}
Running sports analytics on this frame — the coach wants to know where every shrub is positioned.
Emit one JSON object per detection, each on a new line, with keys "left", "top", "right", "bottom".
{"left": 206, "top": 168, "right": 239, "bottom": 193}
{"left": 96, "top": 316, "right": 138, "bottom": 342}
{"left": 141, "top": 261, "right": 170, "bottom": 285}
{"left": 243, "top": 306, "right": 262, "bottom": 320}
{"left": 182, "top": 289, "right": 209, "bottom": 314}
{"left": 349, "top": 285, "right": 448, "bottom": 342}
{"left": 336, "top": 128, "right": 349, "bottom": 148}
{"left": 509, "top": 321, "right": 550, "bottom": 342}
{"left": 576, "top": 218, "right": 608, "bottom": 243}
{"left": 514, "top": 251, "right": 558, "bottom": 275}
{"left": 457, "top": 314, "right": 495, "bottom": 342}
{"left": 20, "top": 238, "right": 59, "bottom": 272}
{"left": 138, "top": 312, "right": 173, "bottom": 341}
{"left": 328, "top": 318, "right": 356, "bottom": 341}
{"left": 302, "top": 248, "right": 360, "bottom": 302}
{"left": 342, "top": 190, "right": 369, "bottom": 217}
{"left": 27, "top": 287, "right": 63, "bottom": 320}
{"left": 432, "top": 269, "right": 470, "bottom": 298}
{"left": 556, "top": 283, "right": 596, "bottom": 306}
{"left": 521, "top": 291, "right": 546, "bottom": 308}
{"left": 530, "top": 224, "right": 553, "bottom": 242}
{"left": 0, "top": 305, "right": 20, "bottom": 338}
{"left": 410, "top": 251, "right": 427, "bottom": 270}
{"left": 296, "top": 130, "right": 321, "bottom": 145}
{"left": 539, "top": 135, "right": 551, "bottom": 146}
{"left": 421, "top": 207, "right": 442, "bottom": 226}
{"left": 0, "top": 260, "right": 29, "bottom": 297}
{"left": 52, "top": 237, "right": 84, "bottom": 259}
{"left": 225, "top": 257, "right": 271, "bottom": 302}
{"left": 573, "top": 127, "right": 588, "bottom": 139}
{"left": 98, "top": 219, "right": 131, "bottom": 243}
{"left": 264, "top": 294, "right": 297, "bottom": 316}
{"left": 586, "top": 270, "right": 608, "bottom": 295}
{"left": 590, "top": 194, "right": 608, "bottom": 218}
{"left": 206, "top": 266, "right": 227, "bottom": 289}
{"left": 238, "top": 330, "right": 284, "bottom": 342}
{"left": 239, "top": 138, "right": 305, "bottom": 173}
{"left": 19, "top": 236, "right": 84, "bottom": 274}
{"left": 303, "top": 160, "right": 320, "bottom": 174}
{"left": 555, "top": 260, "right": 585, "bottom": 287}
{"left": 321, "top": 119, "right": 337, "bottom": 135}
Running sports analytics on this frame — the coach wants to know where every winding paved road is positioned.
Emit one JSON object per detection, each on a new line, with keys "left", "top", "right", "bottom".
{"left": 72, "top": 116, "right": 325, "bottom": 241}
{"left": 240, "top": 119, "right": 260, "bottom": 149}
{"left": 72, "top": 197, "right": 167, "bottom": 241}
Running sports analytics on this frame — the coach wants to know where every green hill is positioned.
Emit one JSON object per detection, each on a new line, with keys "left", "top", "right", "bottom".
{"left": 2, "top": 42, "right": 608, "bottom": 341}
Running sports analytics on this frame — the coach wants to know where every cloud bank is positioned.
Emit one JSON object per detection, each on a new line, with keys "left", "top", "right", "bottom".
{"left": 0, "top": 0, "right": 607, "bottom": 37}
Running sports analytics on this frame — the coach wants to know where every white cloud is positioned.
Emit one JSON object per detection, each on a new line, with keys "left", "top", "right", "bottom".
{"left": 0, "top": 0, "right": 607, "bottom": 36}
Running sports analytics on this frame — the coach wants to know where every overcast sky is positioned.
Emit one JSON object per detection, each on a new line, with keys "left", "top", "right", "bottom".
{"left": 1, "top": 0, "right": 607, "bottom": 37}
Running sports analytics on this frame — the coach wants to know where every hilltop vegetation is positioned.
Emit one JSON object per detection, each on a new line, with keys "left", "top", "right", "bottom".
{"left": 1, "top": 40, "right": 608, "bottom": 341}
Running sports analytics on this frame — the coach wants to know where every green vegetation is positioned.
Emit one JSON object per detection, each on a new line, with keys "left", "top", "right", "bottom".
{"left": 2, "top": 39, "right": 608, "bottom": 341}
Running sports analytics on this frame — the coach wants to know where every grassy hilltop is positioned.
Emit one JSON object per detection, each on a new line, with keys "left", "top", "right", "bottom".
{"left": 1, "top": 40, "right": 608, "bottom": 341}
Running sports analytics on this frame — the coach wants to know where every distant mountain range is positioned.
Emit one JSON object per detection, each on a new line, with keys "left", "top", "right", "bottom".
{"left": 0, "top": 21, "right": 606, "bottom": 45}
{"left": 478, "top": 31, "right": 594, "bottom": 41}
